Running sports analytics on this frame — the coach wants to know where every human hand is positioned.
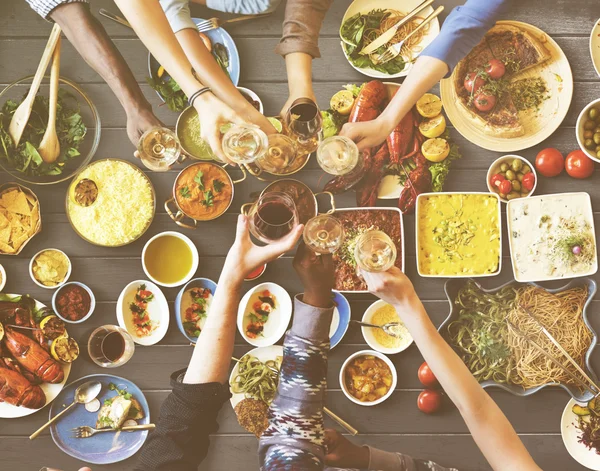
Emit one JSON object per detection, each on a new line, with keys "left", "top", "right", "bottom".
{"left": 293, "top": 242, "right": 334, "bottom": 308}
{"left": 126, "top": 106, "right": 164, "bottom": 147}
{"left": 194, "top": 92, "right": 248, "bottom": 164}
{"left": 222, "top": 214, "right": 303, "bottom": 284}
{"left": 280, "top": 88, "right": 317, "bottom": 118}
{"left": 340, "top": 117, "right": 394, "bottom": 152}
{"left": 323, "top": 429, "right": 370, "bottom": 469}
{"left": 360, "top": 266, "right": 417, "bottom": 309}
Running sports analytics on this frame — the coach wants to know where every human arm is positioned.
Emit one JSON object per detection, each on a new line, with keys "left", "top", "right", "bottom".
{"left": 258, "top": 243, "right": 335, "bottom": 470}
{"left": 134, "top": 216, "right": 302, "bottom": 471}
{"left": 360, "top": 267, "right": 541, "bottom": 471}
{"left": 340, "top": 0, "right": 509, "bottom": 151}
{"left": 276, "top": 0, "right": 333, "bottom": 115}
{"left": 41, "top": 2, "right": 163, "bottom": 146}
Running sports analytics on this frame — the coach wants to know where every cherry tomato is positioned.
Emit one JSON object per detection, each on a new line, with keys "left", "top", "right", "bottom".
{"left": 417, "top": 389, "right": 442, "bottom": 414}
{"left": 464, "top": 72, "right": 485, "bottom": 94}
{"left": 490, "top": 173, "right": 505, "bottom": 188}
{"left": 418, "top": 362, "right": 439, "bottom": 388}
{"left": 486, "top": 59, "right": 506, "bottom": 80}
{"left": 522, "top": 172, "right": 536, "bottom": 191}
{"left": 535, "top": 148, "right": 564, "bottom": 177}
{"left": 474, "top": 93, "right": 497, "bottom": 112}
{"left": 499, "top": 179, "right": 512, "bottom": 195}
{"left": 565, "top": 150, "right": 595, "bottom": 179}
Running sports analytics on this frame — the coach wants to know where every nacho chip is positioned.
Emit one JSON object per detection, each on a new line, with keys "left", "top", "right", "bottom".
{"left": 0, "top": 190, "right": 30, "bottom": 216}
{"left": 32, "top": 250, "right": 70, "bottom": 286}
{"left": 0, "top": 226, "right": 10, "bottom": 244}
{"left": 0, "top": 212, "right": 8, "bottom": 229}
{"left": 0, "top": 241, "right": 16, "bottom": 254}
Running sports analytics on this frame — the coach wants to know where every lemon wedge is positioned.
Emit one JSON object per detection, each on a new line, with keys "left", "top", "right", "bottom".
{"left": 330, "top": 90, "right": 355, "bottom": 116}
{"left": 416, "top": 93, "right": 443, "bottom": 118}
{"left": 51, "top": 337, "right": 79, "bottom": 363}
{"left": 419, "top": 114, "right": 446, "bottom": 139}
{"left": 422, "top": 138, "right": 450, "bottom": 162}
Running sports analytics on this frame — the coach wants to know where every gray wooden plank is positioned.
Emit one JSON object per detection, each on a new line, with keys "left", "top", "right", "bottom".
{"left": 0, "top": 434, "right": 588, "bottom": 470}
{"left": 1, "top": 36, "right": 598, "bottom": 84}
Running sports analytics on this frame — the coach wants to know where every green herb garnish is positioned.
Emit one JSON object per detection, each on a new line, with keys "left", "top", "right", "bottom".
{"left": 202, "top": 189, "right": 214, "bottom": 207}
{"left": 146, "top": 75, "right": 187, "bottom": 112}
{"left": 179, "top": 185, "right": 191, "bottom": 198}
{"left": 213, "top": 179, "right": 225, "bottom": 193}
{"left": 194, "top": 170, "right": 205, "bottom": 191}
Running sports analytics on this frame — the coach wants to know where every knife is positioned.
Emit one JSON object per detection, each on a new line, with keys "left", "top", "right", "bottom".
{"left": 360, "top": 0, "right": 435, "bottom": 55}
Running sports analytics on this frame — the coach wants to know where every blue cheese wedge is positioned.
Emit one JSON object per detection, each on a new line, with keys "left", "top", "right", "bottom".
{"left": 96, "top": 395, "right": 132, "bottom": 429}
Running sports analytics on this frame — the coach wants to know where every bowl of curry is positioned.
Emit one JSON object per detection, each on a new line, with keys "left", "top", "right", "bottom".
{"left": 416, "top": 192, "right": 502, "bottom": 278}
{"left": 165, "top": 162, "right": 244, "bottom": 228}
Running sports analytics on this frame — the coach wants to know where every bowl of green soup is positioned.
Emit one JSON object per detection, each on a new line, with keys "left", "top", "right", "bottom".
{"left": 176, "top": 106, "right": 217, "bottom": 161}
{"left": 142, "top": 231, "right": 199, "bottom": 287}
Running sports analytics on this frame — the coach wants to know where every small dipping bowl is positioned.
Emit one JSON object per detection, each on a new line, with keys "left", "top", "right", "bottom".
{"left": 52, "top": 281, "right": 96, "bottom": 324}
{"left": 340, "top": 349, "right": 397, "bottom": 407}
{"left": 29, "top": 248, "right": 72, "bottom": 290}
{"left": 486, "top": 155, "right": 537, "bottom": 203}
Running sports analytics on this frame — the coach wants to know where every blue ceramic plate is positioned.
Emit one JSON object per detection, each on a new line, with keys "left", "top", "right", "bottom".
{"left": 330, "top": 291, "right": 351, "bottom": 348}
{"left": 49, "top": 374, "right": 150, "bottom": 465}
{"left": 440, "top": 278, "right": 598, "bottom": 401}
{"left": 148, "top": 18, "right": 240, "bottom": 105}
{"left": 175, "top": 277, "right": 218, "bottom": 343}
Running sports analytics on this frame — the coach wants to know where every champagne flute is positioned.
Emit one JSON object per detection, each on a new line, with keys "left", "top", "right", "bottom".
{"left": 222, "top": 123, "right": 268, "bottom": 164}
{"left": 247, "top": 192, "right": 299, "bottom": 244}
{"left": 354, "top": 230, "right": 397, "bottom": 272}
{"left": 138, "top": 127, "right": 182, "bottom": 171}
{"left": 316, "top": 136, "right": 361, "bottom": 175}
{"left": 303, "top": 215, "right": 345, "bottom": 254}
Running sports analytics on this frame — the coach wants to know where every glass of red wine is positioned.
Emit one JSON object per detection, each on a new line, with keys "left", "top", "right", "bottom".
{"left": 88, "top": 325, "right": 135, "bottom": 368}
{"left": 247, "top": 192, "right": 299, "bottom": 244}
{"left": 284, "top": 98, "right": 322, "bottom": 148}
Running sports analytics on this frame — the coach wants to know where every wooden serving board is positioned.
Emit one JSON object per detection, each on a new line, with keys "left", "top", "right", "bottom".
{"left": 440, "top": 20, "right": 574, "bottom": 153}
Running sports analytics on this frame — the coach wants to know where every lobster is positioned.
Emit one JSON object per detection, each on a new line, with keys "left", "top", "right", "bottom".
{"left": 398, "top": 152, "right": 432, "bottom": 214}
{"left": 3, "top": 327, "right": 64, "bottom": 384}
{"left": 355, "top": 144, "right": 390, "bottom": 207}
{"left": 324, "top": 80, "right": 388, "bottom": 194}
{"left": 0, "top": 363, "right": 45, "bottom": 409}
{"left": 0, "top": 298, "right": 47, "bottom": 348}
{"left": 387, "top": 103, "right": 417, "bottom": 165}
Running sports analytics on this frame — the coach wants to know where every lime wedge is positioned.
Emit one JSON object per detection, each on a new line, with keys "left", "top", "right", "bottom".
{"left": 267, "top": 117, "right": 283, "bottom": 133}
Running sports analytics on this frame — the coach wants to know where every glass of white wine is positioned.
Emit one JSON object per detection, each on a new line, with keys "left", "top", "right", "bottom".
{"left": 354, "top": 230, "right": 397, "bottom": 272}
{"left": 316, "top": 136, "right": 361, "bottom": 175}
{"left": 222, "top": 124, "right": 268, "bottom": 164}
{"left": 138, "top": 127, "right": 182, "bottom": 171}
{"left": 256, "top": 134, "right": 297, "bottom": 174}
{"left": 303, "top": 215, "right": 344, "bottom": 254}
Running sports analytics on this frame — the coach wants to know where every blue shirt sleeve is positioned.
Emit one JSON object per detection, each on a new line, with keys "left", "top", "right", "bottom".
{"left": 421, "top": 0, "right": 510, "bottom": 76}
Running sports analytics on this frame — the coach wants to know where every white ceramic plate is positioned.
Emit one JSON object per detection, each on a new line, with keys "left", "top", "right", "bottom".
{"left": 361, "top": 300, "right": 413, "bottom": 354}
{"left": 237, "top": 283, "right": 292, "bottom": 347}
{"left": 561, "top": 398, "right": 600, "bottom": 470}
{"left": 116, "top": 280, "right": 169, "bottom": 346}
{"left": 506, "top": 192, "right": 598, "bottom": 283}
{"left": 340, "top": 0, "right": 440, "bottom": 79}
{"left": 591, "top": 19, "right": 600, "bottom": 78}
{"left": 0, "top": 295, "right": 71, "bottom": 418}
{"left": 440, "top": 20, "right": 573, "bottom": 152}
{"left": 415, "top": 192, "right": 502, "bottom": 278}
{"left": 229, "top": 345, "right": 283, "bottom": 408}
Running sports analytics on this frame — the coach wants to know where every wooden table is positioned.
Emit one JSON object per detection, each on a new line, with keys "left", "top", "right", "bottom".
{"left": 0, "top": 0, "right": 599, "bottom": 469}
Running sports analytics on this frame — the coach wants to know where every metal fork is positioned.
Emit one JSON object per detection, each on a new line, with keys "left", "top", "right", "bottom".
{"left": 374, "top": 5, "right": 444, "bottom": 65}
{"left": 195, "top": 13, "right": 272, "bottom": 33}
{"left": 71, "top": 424, "right": 155, "bottom": 439}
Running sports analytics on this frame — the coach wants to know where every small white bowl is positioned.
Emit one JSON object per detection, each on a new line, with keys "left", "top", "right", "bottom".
{"left": 361, "top": 300, "right": 413, "bottom": 354}
{"left": 486, "top": 155, "right": 537, "bottom": 203}
{"left": 116, "top": 280, "right": 169, "bottom": 346}
{"left": 590, "top": 19, "right": 600, "bottom": 78}
{"left": 340, "top": 349, "right": 397, "bottom": 406}
{"left": 576, "top": 98, "right": 600, "bottom": 163}
{"left": 141, "top": 231, "right": 199, "bottom": 288}
{"left": 52, "top": 281, "right": 96, "bottom": 324}
{"left": 0, "top": 264, "right": 6, "bottom": 292}
{"left": 237, "top": 86, "right": 264, "bottom": 114}
{"left": 29, "top": 248, "right": 72, "bottom": 290}
{"left": 237, "top": 282, "right": 292, "bottom": 347}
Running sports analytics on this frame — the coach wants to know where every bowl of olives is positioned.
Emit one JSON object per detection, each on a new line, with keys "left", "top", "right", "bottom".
{"left": 487, "top": 155, "right": 537, "bottom": 203}
{"left": 577, "top": 99, "right": 600, "bottom": 162}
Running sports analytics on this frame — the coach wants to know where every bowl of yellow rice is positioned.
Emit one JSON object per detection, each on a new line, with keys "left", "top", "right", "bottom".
{"left": 361, "top": 300, "right": 413, "bottom": 354}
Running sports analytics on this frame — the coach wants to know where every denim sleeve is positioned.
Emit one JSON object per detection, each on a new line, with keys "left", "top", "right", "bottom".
{"left": 421, "top": 0, "right": 510, "bottom": 76}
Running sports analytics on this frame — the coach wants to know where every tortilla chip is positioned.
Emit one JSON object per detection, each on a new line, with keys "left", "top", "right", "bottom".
{"left": 33, "top": 250, "right": 69, "bottom": 285}
{"left": 0, "top": 212, "right": 8, "bottom": 229}
{"left": 30, "top": 205, "right": 40, "bottom": 229}
{"left": 12, "top": 232, "right": 29, "bottom": 251}
{"left": 0, "top": 226, "right": 10, "bottom": 244}
{"left": 0, "top": 241, "right": 16, "bottom": 254}
{"left": 10, "top": 191, "right": 31, "bottom": 216}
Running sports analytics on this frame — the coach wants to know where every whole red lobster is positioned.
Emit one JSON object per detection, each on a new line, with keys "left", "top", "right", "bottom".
{"left": 324, "top": 81, "right": 388, "bottom": 194}
{"left": 398, "top": 151, "right": 432, "bottom": 213}
{"left": 0, "top": 364, "right": 45, "bottom": 409}
{"left": 3, "top": 327, "right": 64, "bottom": 384}
{"left": 355, "top": 144, "right": 389, "bottom": 207}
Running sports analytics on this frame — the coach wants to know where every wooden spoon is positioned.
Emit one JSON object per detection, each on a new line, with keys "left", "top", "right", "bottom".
{"left": 8, "top": 23, "right": 61, "bottom": 147}
{"left": 38, "top": 35, "right": 62, "bottom": 163}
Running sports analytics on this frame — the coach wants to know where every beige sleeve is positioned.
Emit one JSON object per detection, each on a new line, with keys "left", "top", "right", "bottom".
{"left": 275, "top": 0, "right": 334, "bottom": 58}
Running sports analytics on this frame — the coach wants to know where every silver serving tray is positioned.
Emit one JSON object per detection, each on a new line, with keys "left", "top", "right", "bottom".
{"left": 440, "top": 277, "right": 598, "bottom": 401}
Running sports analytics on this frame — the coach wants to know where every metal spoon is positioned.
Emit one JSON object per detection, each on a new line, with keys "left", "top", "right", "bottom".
{"left": 30, "top": 380, "right": 102, "bottom": 440}
{"left": 350, "top": 320, "right": 403, "bottom": 338}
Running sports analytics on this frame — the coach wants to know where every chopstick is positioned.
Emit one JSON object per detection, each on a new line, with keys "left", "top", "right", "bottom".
{"left": 518, "top": 303, "right": 600, "bottom": 394}
{"left": 230, "top": 357, "right": 359, "bottom": 435}
{"left": 507, "top": 321, "right": 599, "bottom": 397}
{"left": 99, "top": 9, "right": 133, "bottom": 30}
